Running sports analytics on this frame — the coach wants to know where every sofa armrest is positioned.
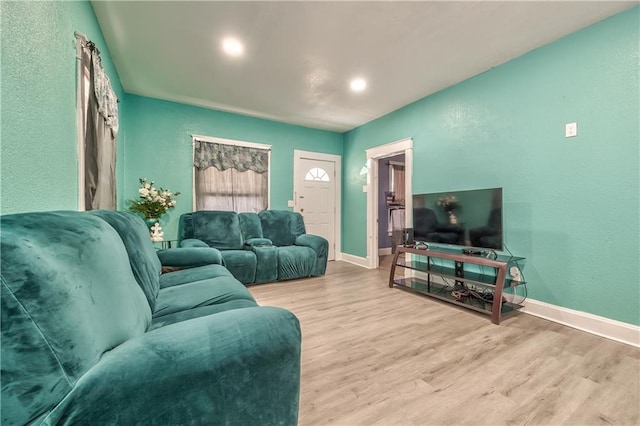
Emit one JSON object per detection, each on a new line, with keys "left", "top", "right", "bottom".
{"left": 244, "top": 237, "right": 273, "bottom": 247}
{"left": 156, "top": 247, "right": 223, "bottom": 267}
{"left": 42, "top": 307, "right": 301, "bottom": 425}
{"left": 295, "top": 234, "right": 327, "bottom": 253}
{"left": 295, "top": 234, "right": 329, "bottom": 276}
{"left": 179, "top": 238, "right": 209, "bottom": 248}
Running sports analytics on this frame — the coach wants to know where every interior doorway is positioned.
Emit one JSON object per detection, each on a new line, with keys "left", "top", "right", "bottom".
{"left": 293, "top": 150, "right": 341, "bottom": 261}
{"left": 377, "top": 154, "right": 406, "bottom": 268}
{"left": 365, "top": 138, "right": 413, "bottom": 269}
{"left": 377, "top": 155, "right": 406, "bottom": 253}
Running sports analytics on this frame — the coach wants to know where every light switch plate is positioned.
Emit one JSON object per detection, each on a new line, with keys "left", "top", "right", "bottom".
{"left": 565, "top": 122, "right": 577, "bottom": 138}
{"left": 287, "top": 200, "right": 294, "bottom": 207}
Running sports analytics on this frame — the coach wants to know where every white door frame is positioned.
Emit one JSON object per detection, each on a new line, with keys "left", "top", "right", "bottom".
{"left": 293, "top": 150, "right": 342, "bottom": 260}
{"left": 365, "top": 137, "right": 413, "bottom": 269}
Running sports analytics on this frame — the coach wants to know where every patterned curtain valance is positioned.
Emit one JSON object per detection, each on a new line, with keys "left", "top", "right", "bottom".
{"left": 193, "top": 141, "right": 269, "bottom": 173}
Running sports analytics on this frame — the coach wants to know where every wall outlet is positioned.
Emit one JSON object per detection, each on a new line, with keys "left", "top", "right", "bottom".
{"left": 287, "top": 200, "right": 294, "bottom": 207}
{"left": 565, "top": 122, "right": 577, "bottom": 138}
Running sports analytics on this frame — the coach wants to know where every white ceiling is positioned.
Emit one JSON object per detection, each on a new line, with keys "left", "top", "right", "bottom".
{"left": 92, "top": 1, "right": 636, "bottom": 132}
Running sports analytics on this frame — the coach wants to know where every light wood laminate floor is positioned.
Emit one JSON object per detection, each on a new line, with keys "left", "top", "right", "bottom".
{"left": 249, "top": 261, "right": 640, "bottom": 426}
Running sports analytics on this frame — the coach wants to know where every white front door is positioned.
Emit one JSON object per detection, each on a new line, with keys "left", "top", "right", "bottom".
{"left": 294, "top": 156, "right": 337, "bottom": 260}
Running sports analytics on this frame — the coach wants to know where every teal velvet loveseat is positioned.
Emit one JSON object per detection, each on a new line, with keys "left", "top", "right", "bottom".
{"left": 178, "top": 210, "right": 329, "bottom": 285}
{"left": 0, "top": 210, "right": 301, "bottom": 425}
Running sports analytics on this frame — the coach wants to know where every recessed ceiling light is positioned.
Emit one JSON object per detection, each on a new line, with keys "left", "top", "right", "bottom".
{"left": 222, "top": 37, "right": 244, "bottom": 57}
{"left": 350, "top": 78, "right": 367, "bottom": 92}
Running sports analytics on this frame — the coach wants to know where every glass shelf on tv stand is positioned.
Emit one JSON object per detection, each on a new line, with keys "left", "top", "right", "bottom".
{"left": 388, "top": 245, "right": 526, "bottom": 324}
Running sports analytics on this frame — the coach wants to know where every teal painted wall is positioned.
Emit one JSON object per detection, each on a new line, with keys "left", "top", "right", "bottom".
{"left": 2, "top": 1, "right": 637, "bottom": 325}
{"left": 122, "top": 95, "right": 343, "bottom": 239}
{"left": 343, "top": 8, "right": 640, "bottom": 325}
{"left": 1, "top": 0, "right": 125, "bottom": 214}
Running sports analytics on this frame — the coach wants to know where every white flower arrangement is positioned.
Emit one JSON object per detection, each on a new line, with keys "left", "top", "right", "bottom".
{"left": 128, "top": 177, "right": 180, "bottom": 221}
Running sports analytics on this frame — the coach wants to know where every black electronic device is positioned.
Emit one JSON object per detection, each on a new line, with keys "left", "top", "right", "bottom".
{"left": 462, "top": 248, "right": 483, "bottom": 256}
{"left": 401, "top": 227, "right": 414, "bottom": 246}
{"left": 412, "top": 187, "right": 503, "bottom": 251}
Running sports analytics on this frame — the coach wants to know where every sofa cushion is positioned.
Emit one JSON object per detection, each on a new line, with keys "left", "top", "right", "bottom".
{"left": 159, "top": 264, "right": 234, "bottom": 289}
{"left": 40, "top": 307, "right": 301, "bottom": 425}
{"left": 192, "top": 211, "right": 244, "bottom": 250}
{"left": 248, "top": 245, "right": 278, "bottom": 284}
{"left": 90, "top": 210, "right": 161, "bottom": 310}
{"left": 259, "top": 210, "right": 306, "bottom": 247}
{"left": 153, "top": 277, "right": 256, "bottom": 318}
{"left": 178, "top": 212, "right": 196, "bottom": 240}
{"left": 149, "top": 299, "right": 257, "bottom": 330}
{"left": 221, "top": 250, "right": 257, "bottom": 284}
{"left": 0, "top": 212, "right": 151, "bottom": 424}
{"left": 276, "top": 246, "right": 316, "bottom": 280}
{"left": 1, "top": 284, "right": 71, "bottom": 426}
{"left": 239, "top": 212, "right": 263, "bottom": 240}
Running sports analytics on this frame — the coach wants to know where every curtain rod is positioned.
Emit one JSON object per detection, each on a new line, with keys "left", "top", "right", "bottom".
{"left": 81, "top": 36, "right": 120, "bottom": 104}
{"left": 191, "top": 134, "right": 272, "bottom": 151}
{"left": 86, "top": 40, "right": 100, "bottom": 56}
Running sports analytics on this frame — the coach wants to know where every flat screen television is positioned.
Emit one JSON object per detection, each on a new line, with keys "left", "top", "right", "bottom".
{"left": 412, "top": 187, "right": 503, "bottom": 251}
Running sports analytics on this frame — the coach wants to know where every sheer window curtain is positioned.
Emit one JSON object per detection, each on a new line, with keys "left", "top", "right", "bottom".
{"left": 193, "top": 140, "right": 270, "bottom": 212}
{"left": 76, "top": 33, "right": 118, "bottom": 210}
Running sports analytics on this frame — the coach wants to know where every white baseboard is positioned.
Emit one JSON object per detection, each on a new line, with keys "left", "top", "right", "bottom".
{"left": 336, "top": 257, "right": 640, "bottom": 347}
{"left": 340, "top": 253, "right": 371, "bottom": 268}
{"left": 521, "top": 299, "right": 640, "bottom": 348}
{"left": 379, "top": 247, "right": 392, "bottom": 256}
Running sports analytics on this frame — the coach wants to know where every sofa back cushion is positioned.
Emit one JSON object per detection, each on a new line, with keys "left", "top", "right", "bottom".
{"left": 192, "top": 211, "right": 243, "bottom": 250}
{"left": 259, "top": 210, "right": 306, "bottom": 247}
{"left": 1, "top": 284, "right": 71, "bottom": 425}
{"left": 178, "top": 212, "right": 195, "bottom": 240}
{"left": 0, "top": 212, "right": 151, "bottom": 425}
{"left": 90, "top": 210, "right": 162, "bottom": 311}
{"left": 239, "top": 212, "right": 263, "bottom": 240}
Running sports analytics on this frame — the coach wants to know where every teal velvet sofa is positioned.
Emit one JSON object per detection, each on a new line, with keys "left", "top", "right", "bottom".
{"left": 1, "top": 210, "right": 301, "bottom": 425}
{"left": 179, "top": 210, "right": 328, "bottom": 285}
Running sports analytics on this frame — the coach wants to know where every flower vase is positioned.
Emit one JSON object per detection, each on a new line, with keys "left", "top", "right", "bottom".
{"left": 448, "top": 211, "right": 458, "bottom": 224}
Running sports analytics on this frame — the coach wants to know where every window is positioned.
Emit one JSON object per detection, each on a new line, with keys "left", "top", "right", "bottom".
{"left": 305, "top": 167, "right": 330, "bottom": 182}
{"left": 193, "top": 136, "right": 270, "bottom": 212}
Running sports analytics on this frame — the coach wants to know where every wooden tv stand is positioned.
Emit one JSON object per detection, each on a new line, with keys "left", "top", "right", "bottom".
{"left": 388, "top": 245, "right": 526, "bottom": 324}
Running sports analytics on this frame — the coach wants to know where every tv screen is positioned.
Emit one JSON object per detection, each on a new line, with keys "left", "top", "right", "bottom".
{"left": 412, "top": 188, "right": 503, "bottom": 250}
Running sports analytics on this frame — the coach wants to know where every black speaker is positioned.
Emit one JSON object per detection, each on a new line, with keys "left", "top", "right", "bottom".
{"left": 402, "top": 228, "right": 414, "bottom": 246}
